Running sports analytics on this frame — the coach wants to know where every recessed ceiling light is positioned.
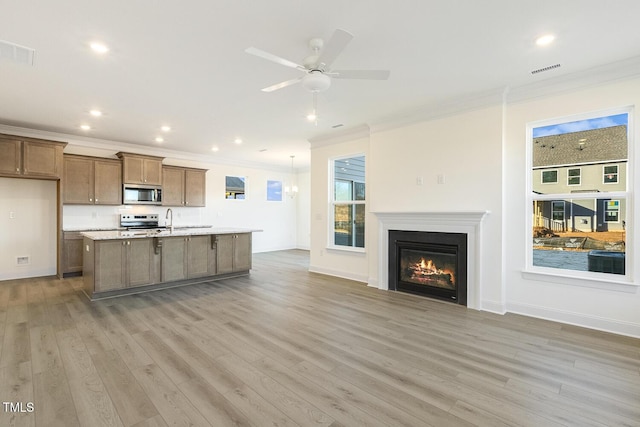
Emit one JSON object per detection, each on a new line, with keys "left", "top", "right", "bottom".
{"left": 307, "top": 113, "right": 317, "bottom": 121}
{"left": 90, "top": 42, "right": 109, "bottom": 54}
{"left": 155, "top": 137, "right": 164, "bottom": 143}
{"left": 234, "top": 138, "right": 242, "bottom": 144}
{"left": 211, "top": 146, "right": 219, "bottom": 152}
{"left": 161, "top": 125, "right": 171, "bottom": 132}
{"left": 80, "top": 124, "right": 91, "bottom": 130}
{"left": 89, "top": 109, "right": 102, "bottom": 117}
{"left": 535, "top": 34, "right": 555, "bottom": 46}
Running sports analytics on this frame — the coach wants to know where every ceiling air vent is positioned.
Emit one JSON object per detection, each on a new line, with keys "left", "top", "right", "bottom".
{"left": 0, "top": 40, "right": 35, "bottom": 66}
{"left": 531, "top": 63, "right": 561, "bottom": 75}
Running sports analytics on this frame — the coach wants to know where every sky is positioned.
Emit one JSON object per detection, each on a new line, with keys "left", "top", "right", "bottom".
{"left": 533, "top": 113, "right": 628, "bottom": 137}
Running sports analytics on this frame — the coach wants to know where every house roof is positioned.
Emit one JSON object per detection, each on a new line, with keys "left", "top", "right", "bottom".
{"left": 532, "top": 125, "right": 628, "bottom": 168}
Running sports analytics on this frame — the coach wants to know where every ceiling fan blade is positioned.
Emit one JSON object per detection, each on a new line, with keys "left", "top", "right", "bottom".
{"left": 245, "top": 47, "right": 307, "bottom": 71}
{"left": 330, "top": 69, "right": 391, "bottom": 80}
{"left": 261, "top": 77, "right": 302, "bottom": 92}
{"left": 314, "top": 29, "right": 353, "bottom": 70}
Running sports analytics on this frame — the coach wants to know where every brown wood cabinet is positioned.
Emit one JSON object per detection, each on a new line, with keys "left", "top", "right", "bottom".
{"left": 0, "top": 134, "right": 66, "bottom": 179}
{"left": 160, "top": 235, "right": 211, "bottom": 281}
{"left": 215, "top": 233, "right": 251, "bottom": 274}
{"left": 63, "top": 155, "right": 122, "bottom": 205}
{"left": 84, "top": 237, "right": 159, "bottom": 294}
{"left": 162, "top": 166, "right": 207, "bottom": 207}
{"left": 117, "top": 152, "right": 163, "bottom": 185}
{"left": 63, "top": 232, "right": 84, "bottom": 275}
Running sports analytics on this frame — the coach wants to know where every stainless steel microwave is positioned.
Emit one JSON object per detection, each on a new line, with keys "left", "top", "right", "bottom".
{"left": 123, "top": 185, "right": 162, "bottom": 205}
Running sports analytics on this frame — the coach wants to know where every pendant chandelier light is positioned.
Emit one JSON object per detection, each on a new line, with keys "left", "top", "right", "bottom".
{"left": 285, "top": 155, "right": 298, "bottom": 198}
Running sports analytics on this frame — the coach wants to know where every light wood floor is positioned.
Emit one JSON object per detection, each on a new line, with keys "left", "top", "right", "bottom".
{"left": 0, "top": 249, "right": 638, "bottom": 427}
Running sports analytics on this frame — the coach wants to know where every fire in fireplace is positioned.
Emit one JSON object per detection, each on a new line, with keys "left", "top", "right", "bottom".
{"left": 389, "top": 230, "right": 467, "bottom": 305}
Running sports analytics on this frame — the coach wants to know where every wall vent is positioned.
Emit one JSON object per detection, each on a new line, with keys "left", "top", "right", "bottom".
{"left": 16, "top": 256, "right": 30, "bottom": 265}
{"left": 531, "top": 63, "right": 561, "bottom": 75}
{"left": 0, "top": 40, "right": 35, "bottom": 66}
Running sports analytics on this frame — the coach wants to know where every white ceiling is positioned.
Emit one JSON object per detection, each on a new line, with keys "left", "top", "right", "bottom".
{"left": 1, "top": 1, "right": 640, "bottom": 169}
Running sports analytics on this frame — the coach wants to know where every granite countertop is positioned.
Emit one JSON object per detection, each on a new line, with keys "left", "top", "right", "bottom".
{"left": 81, "top": 227, "right": 262, "bottom": 240}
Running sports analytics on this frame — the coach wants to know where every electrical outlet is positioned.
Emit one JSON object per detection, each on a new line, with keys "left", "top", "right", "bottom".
{"left": 16, "top": 256, "right": 29, "bottom": 265}
{"left": 9, "top": 211, "right": 15, "bottom": 219}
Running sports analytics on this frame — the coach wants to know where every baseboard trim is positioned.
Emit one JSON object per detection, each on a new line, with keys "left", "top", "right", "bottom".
{"left": 481, "top": 299, "right": 507, "bottom": 314}
{"left": 308, "top": 265, "right": 369, "bottom": 283}
{"left": 508, "top": 301, "right": 640, "bottom": 339}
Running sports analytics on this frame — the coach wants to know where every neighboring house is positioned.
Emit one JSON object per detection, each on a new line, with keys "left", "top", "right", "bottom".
{"left": 532, "top": 125, "right": 628, "bottom": 232}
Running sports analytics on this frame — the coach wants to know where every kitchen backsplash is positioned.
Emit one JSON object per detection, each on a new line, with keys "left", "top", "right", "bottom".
{"left": 63, "top": 205, "right": 205, "bottom": 230}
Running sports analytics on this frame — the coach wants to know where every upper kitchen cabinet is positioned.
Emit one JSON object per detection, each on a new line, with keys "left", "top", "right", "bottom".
{"left": 116, "top": 152, "right": 163, "bottom": 185}
{"left": 162, "top": 166, "right": 207, "bottom": 207}
{"left": 0, "top": 134, "right": 66, "bottom": 179}
{"left": 63, "top": 155, "right": 122, "bottom": 205}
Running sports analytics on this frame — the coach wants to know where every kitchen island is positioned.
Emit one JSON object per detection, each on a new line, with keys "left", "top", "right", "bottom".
{"left": 81, "top": 227, "right": 260, "bottom": 299}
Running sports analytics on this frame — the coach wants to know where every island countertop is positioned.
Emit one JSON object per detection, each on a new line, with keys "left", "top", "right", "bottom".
{"left": 81, "top": 227, "right": 262, "bottom": 240}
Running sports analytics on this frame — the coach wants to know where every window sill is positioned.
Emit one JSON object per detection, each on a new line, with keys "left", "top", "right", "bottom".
{"left": 326, "top": 245, "right": 366, "bottom": 255}
{"left": 521, "top": 269, "right": 638, "bottom": 293}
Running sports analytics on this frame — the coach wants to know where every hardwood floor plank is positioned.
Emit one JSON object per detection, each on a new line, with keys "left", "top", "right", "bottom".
{"left": 216, "top": 353, "right": 334, "bottom": 426}
{"left": 0, "top": 361, "right": 34, "bottom": 427}
{"left": 33, "top": 366, "right": 80, "bottom": 427}
{"left": 56, "top": 328, "right": 124, "bottom": 427}
{"left": 1, "top": 321, "right": 30, "bottom": 367}
{"left": 91, "top": 349, "right": 159, "bottom": 426}
{"left": 131, "top": 363, "right": 212, "bottom": 427}
{"left": 178, "top": 376, "right": 254, "bottom": 427}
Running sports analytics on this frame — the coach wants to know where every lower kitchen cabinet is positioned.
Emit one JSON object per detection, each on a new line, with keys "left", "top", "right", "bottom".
{"left": 84, "top": 238, "right": 159, "bottom": 294}
{"left": 215, "top": 233, "right": 251, "bottom": 274}
{"left": 161, "top": 235, "right": 212, "bottom": 281}
{"left": 63, "top": 232, "right": 84, "bottom": 275}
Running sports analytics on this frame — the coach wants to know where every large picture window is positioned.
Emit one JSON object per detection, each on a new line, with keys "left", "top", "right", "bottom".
{"left": 330, "top": 155, "right": 365, "bottom": 249}
{"left": 529, "top": 111, "right": 629, "bottom": 277}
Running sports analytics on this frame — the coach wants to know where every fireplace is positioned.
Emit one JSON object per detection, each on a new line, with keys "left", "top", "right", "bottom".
{"left": 389, "top": 230, "right": 467, "bottom": 305}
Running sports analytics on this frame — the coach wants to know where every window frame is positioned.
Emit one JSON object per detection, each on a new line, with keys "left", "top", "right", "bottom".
{"left": 328, "top": 154, "right": 366, "bottom": 253}
{"left": 603, "top": 164, "right": 619, "bottom": 184}
{"left": 604, "top": 200, "right": 621, "bottom": 223}
{"left": 567, "top": 167, "right": 581, "bottom": 186}
{"left": 541, "top": 169, "right": 558, "bottom": 184}
{"left": 525, "top": 107, "right": 633, "bottom": 286}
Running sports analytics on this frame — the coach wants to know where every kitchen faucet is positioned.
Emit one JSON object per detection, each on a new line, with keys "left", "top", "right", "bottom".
{"left": 165, "top": 208, "right": 173, "bottom": 232}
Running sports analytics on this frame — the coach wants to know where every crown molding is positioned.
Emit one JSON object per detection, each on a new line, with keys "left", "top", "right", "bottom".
{"left": 308, "top": 124, "right": 370, "bottom": 149}
{"left": 506, "top": 55, "right": 640, "bottom": 104}
{"left": 0, "top": 123, "right": 292, "bottom": 173}
{"left": 370, "top": 88, "right": 506, "bottom": 134}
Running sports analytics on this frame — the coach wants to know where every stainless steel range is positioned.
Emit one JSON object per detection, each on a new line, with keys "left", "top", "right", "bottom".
{"left": 120, "top": 214, "right": 162, "bottom": 229}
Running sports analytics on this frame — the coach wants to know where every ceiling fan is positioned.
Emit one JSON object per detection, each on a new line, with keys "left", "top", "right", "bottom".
{"left": 245, "top": 29, "right": 390, "bottom": 94}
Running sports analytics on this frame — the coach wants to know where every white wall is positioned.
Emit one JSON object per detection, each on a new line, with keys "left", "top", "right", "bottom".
{"left": 504, "top": 77, "right": 640, "bottom": 337}
{"left": 0, "top": 178, "right": 57, "bottom": 280}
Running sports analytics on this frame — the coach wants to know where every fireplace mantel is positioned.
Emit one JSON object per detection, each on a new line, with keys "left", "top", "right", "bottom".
{"left": 372, "top": 211, "right": 490, "bottom": 310}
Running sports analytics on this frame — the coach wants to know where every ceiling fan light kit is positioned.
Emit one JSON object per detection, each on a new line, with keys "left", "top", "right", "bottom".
{"left": 302, "top": 71, "right": 331, "bottom": 93}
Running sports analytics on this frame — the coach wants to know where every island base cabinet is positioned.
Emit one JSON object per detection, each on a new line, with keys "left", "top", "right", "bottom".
{"left": 83, "top": 237, "right": 159, "bottom": 296}
{"left": 215, "top": 233, "right": 251, "bottom": 274}
{"left": 161, "top": 235, "right": 212, "bottom": 281}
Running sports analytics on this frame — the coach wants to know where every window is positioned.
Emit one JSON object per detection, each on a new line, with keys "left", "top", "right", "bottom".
{"left": 567, "top": 168, "right": 581, "bottom": 186}
{"left": 266, "top": 180, "right": 282, "bottom": 201}
{"left": 529, "top": 111, "right": 629, "bottom": 277}
{"left": 551, "top": 201, "right": 565, "bottom": 221}
{"left": 330, "top": 155, "right": 365, "bottom": 249}
{"left": 225, "top": 176, "right": 245, "bottom": 199}
{"left": 603, "top": 165, "right": 618, "bottom": 184}
{"left": 541, "top": 170, "right": 558, "bottom": 184}
{"left": 605, "top": 200, "right": 620, "bottom": 223}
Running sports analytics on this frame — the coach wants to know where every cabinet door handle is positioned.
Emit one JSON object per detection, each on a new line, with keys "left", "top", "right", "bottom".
{"left": 95, "top": 198, "right": 98, "bottom": 203}
{"left": 16, "top": 168, "right": 20, "bottom": 172}
{"left": 127, "top": 241, "right": 131, "bottom": 246}
{"left": 89, "top": 198, "right": 93, "bottom": 202}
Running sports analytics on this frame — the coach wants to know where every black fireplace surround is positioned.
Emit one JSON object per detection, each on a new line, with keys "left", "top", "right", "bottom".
{"left": 389, "top": 230, "right": 467, "bottom": 305}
